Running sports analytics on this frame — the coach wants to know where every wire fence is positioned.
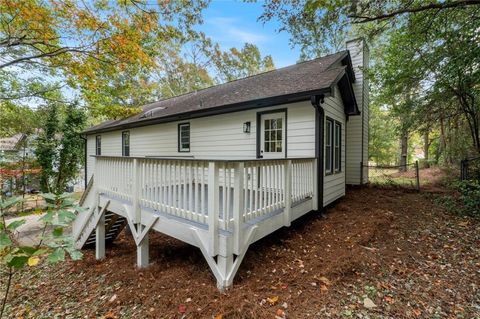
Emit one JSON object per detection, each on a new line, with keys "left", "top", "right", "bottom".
{"left": 460, "top": 157, "right": 480, "bottom": 181}
{"left": 363, "top": 161, "right": 420, "bottom": 191}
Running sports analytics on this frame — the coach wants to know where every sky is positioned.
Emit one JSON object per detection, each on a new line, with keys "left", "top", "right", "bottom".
{"left": 197, "top": 1, "right": 301, "bottom": 68}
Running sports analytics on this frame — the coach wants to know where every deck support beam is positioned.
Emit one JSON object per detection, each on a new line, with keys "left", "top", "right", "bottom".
{"left": 192, "top": 225, "right": 257, "bottom": 291}
{"left": 95, "top": 213, "right": 106, "bottom": 260}
{"left": 136, "top": 224, "right": 149, "bottom": 268}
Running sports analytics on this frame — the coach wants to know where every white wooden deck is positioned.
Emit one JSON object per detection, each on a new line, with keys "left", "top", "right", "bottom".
{"left": 73, "top": 156, "right": 317, "bottom": 289}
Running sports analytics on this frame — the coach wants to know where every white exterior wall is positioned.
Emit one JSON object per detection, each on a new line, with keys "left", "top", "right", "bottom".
{"left": 346, "top": 39, "right": 369, "bottom": 184}
{"left": 86, "top": 88, "right": 347, "bottom": 207}
{"left": 87, "top": 101, "right": 314, "bottom": 180}
{"left": 323, "top": 86, "right": 346, "bottom": 206}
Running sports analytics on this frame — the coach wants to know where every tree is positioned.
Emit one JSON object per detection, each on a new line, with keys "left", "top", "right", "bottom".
{"left": 54, "top": 104, "right": 87, "bottom": 194}
{"left": 35, "top": 103, "right": 59, "bottom": 193}
{"left": 0, "top": 0, "right": 209, "bottom": 118}
{"left": 0, "top": 102, "right": 35, "bottom": 138}
{"left": 35, "top": 103, "right": 86, "bottom": 193}
{"left": 208, "top": 43, "right": 275, "bottom": 82}
{"left": 258, "top": 0, "right": 480, "bottom": 162}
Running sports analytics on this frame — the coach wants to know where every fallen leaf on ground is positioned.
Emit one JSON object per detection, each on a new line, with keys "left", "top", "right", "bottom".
{"left": 178, "top": 304, "right": 186, "bottom": 313}
{"left": 363, "top": 297, "right": 377, "bottom": 309}
{"left": 267, "top": 296, "right": 279, "bottom": 305}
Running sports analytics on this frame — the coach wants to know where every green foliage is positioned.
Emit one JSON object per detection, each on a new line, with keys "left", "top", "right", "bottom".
{"left": 436, "top": 180, "right": 480, "bottom": 218}
{"left": 35, "top": 103, "right": 86, "bottom": 194}
{"left": 369, "top": 102, "right": 398, "bottom": 165}
{"left": 259, "top": 0, "right": 480, "bottom": 163}
{"left": 209, "top": 43, "right": 275, "bottom": 82}
{"left": 0, "top": 193, "right": 82, "bottom": 270}
{"left": 0, "top": 102, "right": 36, "bottom": 138}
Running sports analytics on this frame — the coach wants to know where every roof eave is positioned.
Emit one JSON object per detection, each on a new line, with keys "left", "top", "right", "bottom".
{"left": 83, "top": 87, "right": 334, "bottom": 135}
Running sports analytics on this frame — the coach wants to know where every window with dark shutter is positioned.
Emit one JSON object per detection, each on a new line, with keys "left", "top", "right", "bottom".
{"left": 334, "top": 122, "right": 341, "bottom": 172}
{"left": 178, "top": 123, "right": 190, "bottom": 152}
{"left": 122, "top": 131, "right": 130, "bottom": 157}
{"left": 96, "top": 135, "right": 101, "bottom": 156}
{"left": 325, "top": 119, "right": 333, "bottom": 174}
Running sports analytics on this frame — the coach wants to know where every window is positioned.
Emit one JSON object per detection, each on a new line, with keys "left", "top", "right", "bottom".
{"left": 95, "top": 135, "right": 101, "bottom": 156}
{"left": 264, "top": 117, "right": 283, "bottom": 153}
{"left": 334, "top": 122, "right": 341, "bottom": 172}
{"left": 325, "top": 118, "right": 342, "bottom": 175}
{"left": 325, "top": 119, "right": 332, "bottom": 174}
{"left": 178, "top": 123, "right": 190, "bottom": 152}
{"left": 122, "top": 131, "right": 130, "bottom": 157}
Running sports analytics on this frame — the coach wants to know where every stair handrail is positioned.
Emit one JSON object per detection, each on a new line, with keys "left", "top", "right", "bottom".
{"left": 73, "top": 197, "right": 98, "bottom": 243}
{"left": 79, "top": 176, "right": 94, "bottom": 206}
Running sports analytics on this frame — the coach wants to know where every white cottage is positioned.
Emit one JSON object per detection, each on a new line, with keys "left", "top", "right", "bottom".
{"left": 73, "top": 39, "right": 369, "bottom": 289}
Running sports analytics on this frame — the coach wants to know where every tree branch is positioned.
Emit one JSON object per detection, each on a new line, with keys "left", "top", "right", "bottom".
{"left": 350, "top": 0, "right": 480, "bottom": 23}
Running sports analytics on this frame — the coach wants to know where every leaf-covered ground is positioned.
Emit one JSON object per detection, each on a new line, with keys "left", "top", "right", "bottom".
{"left": 2, "top": 186, "right": 480, "bottom": 318}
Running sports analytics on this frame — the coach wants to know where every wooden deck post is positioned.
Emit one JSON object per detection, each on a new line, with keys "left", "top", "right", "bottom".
{"left": 233, "top": 162, "right": 244, "bottom": 255}
{"left": 312, "top": 158, "right": 319, "bottom": 211}
{"left": 137, "top": 224, "right": 149, "bottom": 268}
{"left": 283, "top": 160, "right": 292, "bottom": 227}
{"left": 132, "top": 158, "right": 141, "bottom": 224}
{"left": 95, "top": 212, "right": 105, "bottom": 260}
{"left": 216, "top": 254, "right": 233, "bottom": 289}
{"left": 208, "top": 161, "right": 219, "bottom": 256}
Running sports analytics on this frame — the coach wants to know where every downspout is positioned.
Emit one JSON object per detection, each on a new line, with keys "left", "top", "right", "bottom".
{"left": 80, "top": 134, "right": 87, "bottom": 189}
{"left": 311, "top": 95, "right": 325, "bottom": 212}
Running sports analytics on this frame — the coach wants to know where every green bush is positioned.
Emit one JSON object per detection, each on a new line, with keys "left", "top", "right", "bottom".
{"left": 435, "top": 180, "right": 480, "bottom": 218}
{"left": 456, "top": 180, "right": 480, "bottom": 217}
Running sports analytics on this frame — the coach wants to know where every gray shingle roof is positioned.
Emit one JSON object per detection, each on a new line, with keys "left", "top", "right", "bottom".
{"left": 85, "top": 50, "right": 351, "bottom": 134}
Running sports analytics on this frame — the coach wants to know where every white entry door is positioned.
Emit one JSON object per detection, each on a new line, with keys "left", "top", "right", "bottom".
{"left": 260, "top": 112, "right": 286, "bottom": 159}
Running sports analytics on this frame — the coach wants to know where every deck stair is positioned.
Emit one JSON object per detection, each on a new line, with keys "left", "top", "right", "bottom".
{"left": 73, "top": 177, "right": 126, "bottom": 249}
{"left": 83, "top": 211, "right": 127, "bottom": 246}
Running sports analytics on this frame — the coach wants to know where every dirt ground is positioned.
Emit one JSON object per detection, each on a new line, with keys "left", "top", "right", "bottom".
{"left": 3, "top": 186, "right": 480, "bottom": 318}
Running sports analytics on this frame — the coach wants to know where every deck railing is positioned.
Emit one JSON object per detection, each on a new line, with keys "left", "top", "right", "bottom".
{"left": 94, "top": 156, "right": 316, "bottom": 231}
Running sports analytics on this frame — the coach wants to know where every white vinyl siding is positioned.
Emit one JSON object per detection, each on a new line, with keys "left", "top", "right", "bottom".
{"left": 85, "top": 95, "right": 346, "bottom": 207}
{"left": 346, "top": 39, "right": 369, "bottom": 185}
{"left": 323, "top": 85, "right": 346, "bottom": 206}
{"left": 116, "top": 101, "right": 315, "bottom": 159}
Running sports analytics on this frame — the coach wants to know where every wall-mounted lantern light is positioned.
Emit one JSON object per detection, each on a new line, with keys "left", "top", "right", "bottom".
{"left": 243, "top": 121, "right": 251, "bottom": 133}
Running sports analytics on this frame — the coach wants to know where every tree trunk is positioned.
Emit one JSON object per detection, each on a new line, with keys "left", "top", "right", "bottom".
{"left": 423, "top": 131, "right": 430, "bottom": 168}
{"left": 439, "top": 116, "right": 447, "bottom": 164}
{"left": 399, "top": 131, "right": 408, "bottom": 172}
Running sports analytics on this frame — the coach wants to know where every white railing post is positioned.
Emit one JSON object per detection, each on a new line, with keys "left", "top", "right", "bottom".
{"left": 208, "top": 161, "right": 219, "bottom": 256}
{"left": 283, "top": 160, "right": 292, "bottom": 227}
{"left": 233, "top": 162, "right": 245, "bottom": 255}
{"left": 312, "top": 158, "right": 318, "bottom": 210}
{"left": 133, "top": 158, "right": 141, "bottom": 224}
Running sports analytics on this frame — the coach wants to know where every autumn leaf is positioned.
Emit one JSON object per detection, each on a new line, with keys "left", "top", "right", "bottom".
{"left": 267, "top": 296, "right": 279, "bottom": 305}
{"left": 318, "top": 276, "right": 331, "bottom": 286}
{"left": 27, "top": 256, "right": 40, "bottom": 267}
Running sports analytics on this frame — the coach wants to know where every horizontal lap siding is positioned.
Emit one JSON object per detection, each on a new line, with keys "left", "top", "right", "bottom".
{"left": 323, "top": 86, "right": 346, "bottom": 206}
{"left": 85, "top": 101, "right": 317, "bottom": 179}
{"left": 346, "top": 40, "right": 368, "bottom": 185}
{"left": 86, "top": 135, "right": 96, "bottom": 181}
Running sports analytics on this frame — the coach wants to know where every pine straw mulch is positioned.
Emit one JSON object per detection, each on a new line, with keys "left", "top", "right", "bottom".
{"left": 3, "top": 186, "right": 480, "bottom": 318}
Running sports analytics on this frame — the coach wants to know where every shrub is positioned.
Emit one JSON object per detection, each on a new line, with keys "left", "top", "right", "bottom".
{"left": 456, "top": 180, "right": 480, "bottom": 217}
{"left": 436, "top": 180, "right": 480, "bottom": 218}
